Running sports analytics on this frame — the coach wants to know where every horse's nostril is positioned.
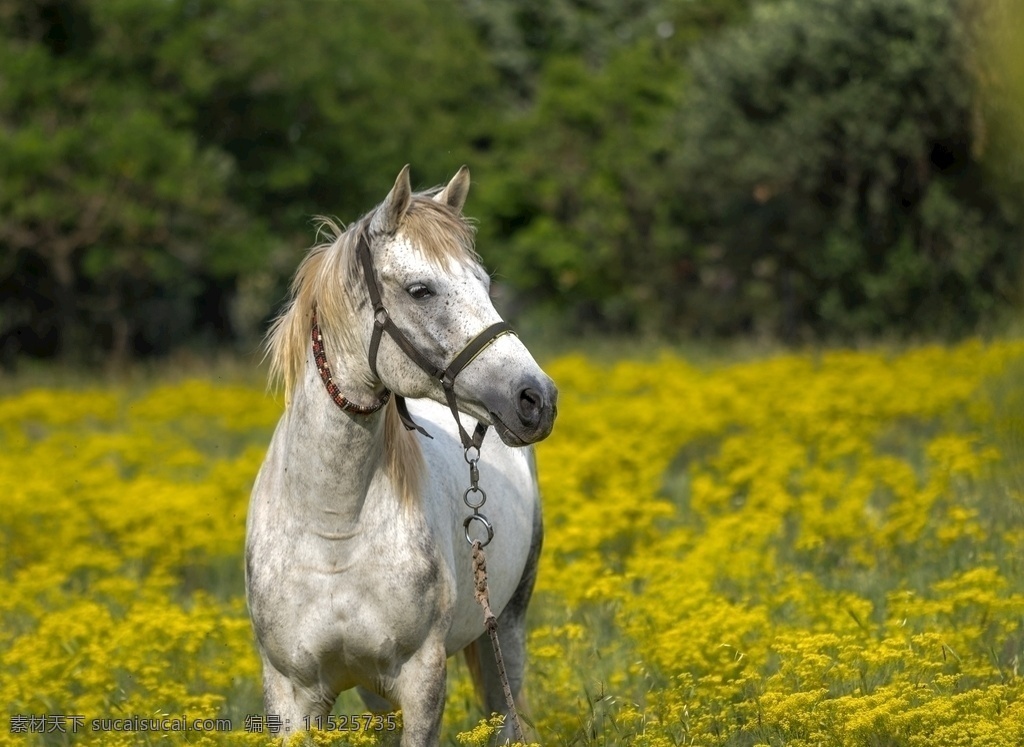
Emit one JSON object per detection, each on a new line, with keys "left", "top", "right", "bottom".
{"left": 517, "top": 386, "right": 542, "bottom": 427}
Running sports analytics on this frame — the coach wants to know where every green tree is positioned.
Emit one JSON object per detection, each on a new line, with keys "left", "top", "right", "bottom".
{"left": 458, "top": 0, "right": 752, "bottom": 101}
{"left": 477, "top": 43, "right": 682, "bottom": 333}
{"left": 970, "top": 0, "right": 1024, "bottom": 214}
{"left": 0, "top": 0, "right": 265, "bottom": 362}
{"left": 678, "top": 0, "right": 1023, "bottom": 339}
{"left": 0, "top": 0, "right": 499, "bottom": 363}
{"left": 98, "top": 0, "right": 500, "bottom": 231}
{"left": 474, "top": 0, "right": 759, "bottom": 335}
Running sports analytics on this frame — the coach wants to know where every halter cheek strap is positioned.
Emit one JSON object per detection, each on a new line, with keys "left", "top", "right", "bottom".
{"left": 355, "top": 232, "right": 516, "bottom": 450}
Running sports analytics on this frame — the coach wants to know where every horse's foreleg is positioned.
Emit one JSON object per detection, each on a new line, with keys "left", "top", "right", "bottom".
{"left": 261, "top": 657, "right": 335, "bottom": 738}
{"left": 391, "top": 639, "right": 448, "bottom": 747}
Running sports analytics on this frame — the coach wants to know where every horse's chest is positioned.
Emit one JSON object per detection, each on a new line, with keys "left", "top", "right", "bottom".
{"left": 307, "top": 527, "right": 453, "bottom": 659}
{"left": 249, "top": 515, "right": 452, "bottom": 684}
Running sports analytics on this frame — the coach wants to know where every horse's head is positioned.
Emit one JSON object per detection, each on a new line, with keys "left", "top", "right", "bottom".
{"left": 359, "top": 166, "right": 557, "bottom": 446}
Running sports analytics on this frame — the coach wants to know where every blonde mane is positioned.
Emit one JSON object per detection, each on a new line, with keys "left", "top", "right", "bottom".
{"left": 263, "top": 193, "right": 479, "bottom": 507}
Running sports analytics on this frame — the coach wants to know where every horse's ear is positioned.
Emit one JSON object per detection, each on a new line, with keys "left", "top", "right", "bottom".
{"left": 434, "top": 165, "right": 470, "bottom": 213}
{"left": 371, "top": 165, "right": 412, "bottom": 235}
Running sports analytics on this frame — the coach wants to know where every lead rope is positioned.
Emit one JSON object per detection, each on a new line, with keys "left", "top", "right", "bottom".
{"left": 462, "top": 447, "right": 526, "bottom": 744}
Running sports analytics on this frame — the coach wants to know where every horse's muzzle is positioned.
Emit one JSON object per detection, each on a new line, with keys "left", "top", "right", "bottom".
{"left": 492, "top": 374, "right": 557, "bottom": 446}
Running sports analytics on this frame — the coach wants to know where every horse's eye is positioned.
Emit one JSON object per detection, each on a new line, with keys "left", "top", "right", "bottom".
{"left": 407, "top": 283, "right": 434, "bottom": 300}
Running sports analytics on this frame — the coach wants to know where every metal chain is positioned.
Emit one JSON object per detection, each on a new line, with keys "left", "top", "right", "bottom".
{"left": 462, "top": 446, "right": 526, "bottom": 743}
{"left": 462, "top": 445, "right": 493, "bottom": 547}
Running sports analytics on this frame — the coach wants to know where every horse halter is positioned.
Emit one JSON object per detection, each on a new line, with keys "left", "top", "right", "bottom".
{"left": 316, "top": 230, "right": 515, "bottom": 451}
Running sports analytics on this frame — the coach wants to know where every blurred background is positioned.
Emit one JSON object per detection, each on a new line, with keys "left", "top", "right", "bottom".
{"left": 1, "top": 0, "right": 1023, "bottom": 369}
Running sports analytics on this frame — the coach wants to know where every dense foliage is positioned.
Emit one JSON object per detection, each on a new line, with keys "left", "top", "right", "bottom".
{"left": 3, "top": 341, "right": 1024, "bottom": 744}
{"left": 0, "top": 0, "right": 1020, "bottom": 361}
{"left": 677, "top": 0, "right": 1024, "bottom": 339}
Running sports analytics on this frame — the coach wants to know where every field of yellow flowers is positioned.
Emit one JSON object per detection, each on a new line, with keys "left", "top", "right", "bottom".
{"left": 3, "top": 340, "right": 1024, "bottom": 746}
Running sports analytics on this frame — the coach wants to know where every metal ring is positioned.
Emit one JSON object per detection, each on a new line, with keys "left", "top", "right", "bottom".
{"left": 463, "top": 486, "right": 487, "bottom": 510}
{"left": 464, "top": 446, "right": 480, "bottom": 464}
{"left": 464, "top": 514, "right": 494, "bottom": 547}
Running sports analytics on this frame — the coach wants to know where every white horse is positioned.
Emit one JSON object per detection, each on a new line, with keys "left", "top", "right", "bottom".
{"left": 245, "top": 165, "right": 557, "bottom": 746}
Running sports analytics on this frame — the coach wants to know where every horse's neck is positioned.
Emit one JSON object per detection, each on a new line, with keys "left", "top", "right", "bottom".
{"left": 278, "top": 349, "right": 387, "bottom": 528}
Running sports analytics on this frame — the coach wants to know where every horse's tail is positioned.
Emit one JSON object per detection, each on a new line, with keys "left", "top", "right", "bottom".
{"left": 463, "top": 640, "right": 486, "bottom": 705}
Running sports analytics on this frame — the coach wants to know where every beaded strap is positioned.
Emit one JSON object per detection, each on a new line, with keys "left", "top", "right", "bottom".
{"left": 311, "top": 306, "right": 390, "bottom": 415}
